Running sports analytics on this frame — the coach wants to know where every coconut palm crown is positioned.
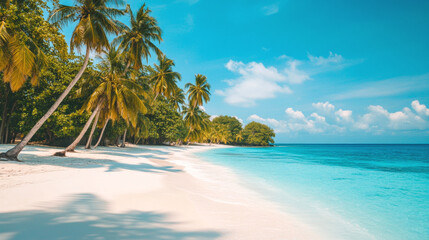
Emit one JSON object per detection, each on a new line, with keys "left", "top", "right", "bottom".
{"left": 150, "top": 55, "right": 181, "bottom": 100}
{"left": 115, "top": 4, "right": 163, "bottom": 70}
{"left": 48, "top": 0, "right": 125, "bottom": 53}
{"left": 185, "top": 74, "right": 211, "bottom": 108}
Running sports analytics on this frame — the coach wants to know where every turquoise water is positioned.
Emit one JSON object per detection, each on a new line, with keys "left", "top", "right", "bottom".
{"left": 197, "top": 144, "right": 429, "bottom": 239}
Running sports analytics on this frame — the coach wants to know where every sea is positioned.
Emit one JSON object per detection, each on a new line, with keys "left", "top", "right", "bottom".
{"left": 196, "top": 144, "right": 429, "bottom": 240}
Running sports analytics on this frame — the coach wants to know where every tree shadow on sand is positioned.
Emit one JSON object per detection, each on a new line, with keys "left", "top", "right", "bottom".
{"left": 0, "top": 194, "right": 222, "bottom": 240}
{"left": 6, "top": 146, "right": 183, "bottom": 174}
{"left": 20, "top": 155, "right": 182, "bottom": 174}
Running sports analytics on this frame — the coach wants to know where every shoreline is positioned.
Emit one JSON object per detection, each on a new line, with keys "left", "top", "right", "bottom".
{"left": 1, "top": 144, "right": 324, "bottom": 239}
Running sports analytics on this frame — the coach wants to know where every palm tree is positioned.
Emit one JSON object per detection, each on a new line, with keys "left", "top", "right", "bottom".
{"left": 93, "top": 117, "right": 109, "bottom": 149}
{"left": 86, "top": 114, "right": 100, "bottom": 149}
{"left": 56, "top": 69, "right": 148, "bottom": 155}
{"left": 211, "top": 123, "right": 230, "bottom": 144}
{"left": 115, "top": 4, "right": 163, "bottom": 70}
{"left": 84, "top": 45, "right": 126, "bottom": 149}
{"left": 185, "top": 74, "right": 211, "bottom": 108}
{"left": 55, "top": 101, "right": 103, "bottom": 155}
{"left": 129, "top": 114, "right": 151, "bottom": 145}
{"left": 149, "top": 55, "right": 181, "bottom": 100}
{"left": 183, "top": 105, "right": 209, "bottom": 142}
{"left": 169, "top": 87, "right": 185, "bottom": 111}
{"left": 66, "top": 49, "right": 149, "bottom": 154}
{"left": 235, "top": 130, "right": 244, "bottom": 143}
{"left": 1, "top": 0, "right": 124, "bottom": 160}
{"left": 0, "top": 0, "right": 47, "bottom": 92}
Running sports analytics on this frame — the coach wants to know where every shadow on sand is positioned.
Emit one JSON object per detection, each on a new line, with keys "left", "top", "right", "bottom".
{"left": 6, "top": 146, "right": 183, "bottom": 174}
{"left": 0, "top": 194, "right": 222, "bottom": 240}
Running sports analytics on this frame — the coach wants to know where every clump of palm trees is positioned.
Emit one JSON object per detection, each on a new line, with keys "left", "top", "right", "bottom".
{"left": 0, "top": 1, "right": 213, "bottom": 160}
{"left": 1, "top": 0, "right": 125, "bottom": 160}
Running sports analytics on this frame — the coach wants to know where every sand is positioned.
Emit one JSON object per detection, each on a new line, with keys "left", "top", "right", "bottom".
{"left": 0, "top": 144, "right": 326, "bottom": 240}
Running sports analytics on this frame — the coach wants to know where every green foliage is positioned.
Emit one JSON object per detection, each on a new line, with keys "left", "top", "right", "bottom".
{"left": 114, "top": 3, "right": 163, "bottom": 70}
{"left": 182, "top": 105, "right": 210, "bottom": 142}
{"left": 242, "top": 122, "right": 275, "bottom": 146}
{"left": 1, "top": 53, "right": 93, "bottom": 145}
{"left": 0, "top": 0, "right": 68, "bottom": 91}
{"left": 2, "top": 1, "right": 262, "bottom": 149}
{"left": 185, "top": 74, "right": 210, "bottom": 108}
{"left": 144, "top": 99, "right": 186, "bottom": 144}
{"left": 211, "top": 115, "right": 242, "bottom": 144}
{"left": 210, "top": 122, "right": 230, "bottom": 144}
{"left": 149, "top": 56, "right": 181, "bottom": 100}
{"left": 49, "top": 0, "right": 125, "bottom": 53}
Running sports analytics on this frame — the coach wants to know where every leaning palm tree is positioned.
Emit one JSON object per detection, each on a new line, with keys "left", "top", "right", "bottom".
{"left": 55, "top": 68, "right": 148, "bottom": 155}
{"left": 1, "top": 0, "right": 124, "bottom": 160}
{"left": 149, "top": 55, "right": 181, "bottom": 100}
{"left": 93, "top": 116, "right": 109, "bottom": 149}
{"left": 185, "top": 74, "right": 211, "bottom": 108}
{"left": 115, "top": 4, "right": 163, "bottom": 70}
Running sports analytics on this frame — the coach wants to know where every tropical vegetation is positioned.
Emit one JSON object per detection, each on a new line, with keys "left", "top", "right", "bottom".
{"left": 0, "top": 0, "right": 274, "bottom": 161}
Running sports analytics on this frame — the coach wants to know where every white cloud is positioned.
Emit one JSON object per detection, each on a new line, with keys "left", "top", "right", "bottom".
{"left": 217, "top": 60, "right": 292, "bottom": 106}
{"left": 278, "top": 54, "right": 290, "bottom": 60}
{"left": 335, "top": 109, "right": 353, "bottom": 122}
{"left": 412, "top": 100, "right": 429, "bottom": 116}
{"left": 312, "top": 101, "right": 353, "bottom": 124}
{"left": 285, "top": 108, "right": 306, "bottom": 120}
{"left": 262, "top": 4, "right": 279, "bottom": 15}
{"left": 248, "top": 114, "right": 288, "bottom": 133}
{"left": 312, "top": 101, "right": 335, "bottom": 114}
{"left": 311, "top": 113, "right": 326, "bottom": 122}
{"left": 308, "top": 52, "right": 343, "bottom": 66}
{"left": 284, "top": 60, "right": 311, "bottom": 84}
{"left": 247, "top": 100, "right": 429, "bottom": 135}
{"left": 218, "top": 52, "right": 353, "bottom": 106}
{"left": 250, "top": 109, "right": 330, "bottom": 134}
{"left": 356, "top": 105, "right": 427, "bottom": 131}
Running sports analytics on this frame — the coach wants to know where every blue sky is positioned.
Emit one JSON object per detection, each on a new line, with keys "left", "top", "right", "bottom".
{"left": 58, "top": 0, "right": 429, "bottom": 143}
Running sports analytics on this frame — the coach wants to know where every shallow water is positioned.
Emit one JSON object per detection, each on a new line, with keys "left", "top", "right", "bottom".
{"left": 197, "top": 144, "right": 429, "bottom": 240}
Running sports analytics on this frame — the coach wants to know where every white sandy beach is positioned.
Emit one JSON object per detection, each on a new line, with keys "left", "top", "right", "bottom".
{"left": 0, "top": 144, "right": 331, "bottom": 240}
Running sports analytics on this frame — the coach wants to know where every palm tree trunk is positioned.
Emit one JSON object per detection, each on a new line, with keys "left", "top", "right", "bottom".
{"left": 4, "top": 101, "right": 16, "bottom": 144}
{"left": 1, "top": 47, "right": 91, "bottom": 161}
{"left": 94, "top": 119, "right": 109, "bottom": 149}
{"left": 0, "top": 89, "right": 9, "bottom": 144}
{"left": 4, "top": 120, "right": 9, "bottom": 144}
{"left": 85, "top": 109, "right": 100, "bottom": 149}
{"left": 120, "top": 129, "right": 127, "bottom": 148}
{"left": 61, "top": 103, "right": 101, "bottom": 154}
